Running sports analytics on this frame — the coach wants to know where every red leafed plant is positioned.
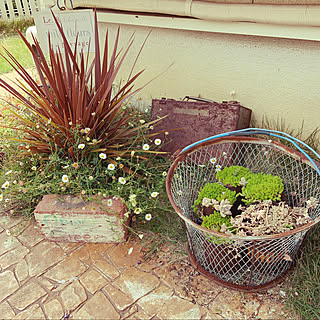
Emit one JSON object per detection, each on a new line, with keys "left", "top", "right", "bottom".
{"left": 0, "top": 10, "right": 165, "bottom": 160}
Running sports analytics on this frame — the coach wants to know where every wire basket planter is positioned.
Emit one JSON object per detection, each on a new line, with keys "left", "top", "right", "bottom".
{"left": 166, "top": 128, "right": 320, "bottom": 291}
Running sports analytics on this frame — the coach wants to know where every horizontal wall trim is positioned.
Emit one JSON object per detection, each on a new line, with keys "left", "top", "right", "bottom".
{"left": 97, "top": 11, "right": 320, "bottom": 42}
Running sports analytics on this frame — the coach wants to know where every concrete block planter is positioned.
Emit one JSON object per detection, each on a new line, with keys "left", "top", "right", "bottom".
{"left": 34, "top": 194, "right": 129, "bottom": 243}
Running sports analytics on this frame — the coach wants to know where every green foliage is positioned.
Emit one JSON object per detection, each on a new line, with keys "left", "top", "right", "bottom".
{"left": 201, "top": 211, "right": 232, "bottom": 232}
{"left": 216, "top": 165, "right": 253, "bottom": 187}
{"left": 0, "top": 104, "right": 171, "bottom": 222}
{"left": 193, "top": 182, "right": 237, "bottom": 212}
{"left": 241, "top": 173, "right": 284, "bottom": 205}
{"left": 0, "top": 18, "right": 34, "bottom": 37}
{"left": 0, "top": 11, "right": 165, "bottom": 160}
{"left": 285, "top": 224, "right": 320, "bottom": 320}
{"left": 0, "top": 36, "right": 34, "bottom": 74}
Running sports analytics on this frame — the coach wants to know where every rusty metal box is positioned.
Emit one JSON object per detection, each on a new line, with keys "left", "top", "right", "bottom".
{"left": 151, "top": 98, "right": 252, "bottom": 155}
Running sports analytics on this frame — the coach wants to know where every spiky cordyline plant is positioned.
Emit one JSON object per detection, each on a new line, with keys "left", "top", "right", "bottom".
{"left": 0, "top": 10, "right": 165, "bottom": 160}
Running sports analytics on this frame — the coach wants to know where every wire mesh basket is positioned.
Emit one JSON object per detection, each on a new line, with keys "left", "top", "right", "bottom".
{"left": 166, "top": 128, "right": 320, "bottom": 291}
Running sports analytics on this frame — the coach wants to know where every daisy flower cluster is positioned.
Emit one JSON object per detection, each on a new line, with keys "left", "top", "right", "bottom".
{"left": 0, "top": 119, "right": 171, "bottom": 227}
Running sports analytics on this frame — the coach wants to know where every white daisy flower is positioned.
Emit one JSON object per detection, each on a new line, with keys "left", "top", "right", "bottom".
{"left": 86, "top": 137, "right": 90, "bottom": 141}
{"left": 0, "top": 194, "right": 3, "bottom": 201}
{"left": 118, "top": 177, "right": 126, "bottom": 185}
{"left": 162, "top": 171, "right": 167, "bottom": 177}
{"left": 142, "top": 144, "right": 150, "bottom": 151}
{"left": 129, "top": 194, "right": 136, "bottom": 201}
{"left": 5, "top": 170, "right": 12, "bottom": 175}
{"left": 151, "top": 192, "right": 159, "bottom": 198}
{"left": 139, "top": 119, "right": 145, "bottom": 124}
{"left": 99, "top": 153, "right": 106, "bottom": 159}
{"left": 165, "top": 131, "right": 169, "bottom": 135}
{"left": 108, "top": 164, "right": 115, "bottom": 170}
{"left": 154, "top": 138, "right": 161, "bottom": 145}
{"left": 138, "top": 234, "right": 144, "bottom": 239}
{"left": 2, "top": 181, "right": 9, "bottom": 189}
{"left": 80, "top": 129, "right": 85, "bottom": 133}
{"left": 145, "top": 213, "right": 152, "bottom": 221}
{"left": 84, "top": 128, "right": 90, "bottom": 134}
{"left": 89, "top": 176, "right": 93, "bottom": 181}
{"left": 210, "top": 158, "right": 217, "bottom": 164}
{"left": 134, "top": 207, "right": 142, "bottom": 214}
{"left": 6, "top": 229, "right": 11, "bottom": 236}
{"left": 31, "top": 166, "right": 37, "bottom": 171}
{"left": 62, "top": 175, "right": 69, "bottom": 183}
{"left": 78, "top": 144, "right": 85, "bottom": 149}
{"left": 107, "top": 199, "right": 112, "bottom": 206}
{"left": 177, "top": 190, "right": 182, "bottom": 196}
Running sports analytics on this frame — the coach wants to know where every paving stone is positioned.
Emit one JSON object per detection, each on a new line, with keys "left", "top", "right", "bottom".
{"left": 157, "top": 296, "right": 204, "bottom": 320}
{"left": 57, "top": 242, "right": 82, "bottom": 253}
{"left": 44, "top": 299, "right": 64, "bottom": 320}
{"left": 60, "top": 280, "right": 87, "bottom": 311}
{"left": 0, "top": 302, "right": 15, "bottom": 319}
{"left": 0, "top": 245, "right": 29, "bottom": 269}
{"left": 12, "top": 304, "right": 39, "bottom": 320}
{"left": 258, "top": 299, "right": 289, "bottom": 319}
{"left": 112, "top": 267, "right": 160, "bottom": 302}
{"left": 44, "top": 256, "right": 86, "bottom": 282}
{"left": 17, "top": 224, "right": 44, "bottom": 247}
{"left": 138, "top": 285, "right": 174, "bottom": 317}
{"left": 103, "top": 284, "right": 134, "bottom": 311}
{"left": 86, "top": 243, "right": 115, "bottom": 260}
{"left": 93, "top": 257, "right": 120, "bottom": 280}
{"left": 79, "top": 269, "right": 109, "bottom": 294}
{"left": 203, "top": 310, "right": 224, "bottom": 319}
{"left": 106, "top": 244, "right": 142, "bottom": 268}
{"left": 25, "top": 306, "right": 46, "bottom": 319}
{"left": 0, "top": 270, "right": 19, "bottom": 302}
{"left": 38, "top": 277, "right": 55, "bottom": 291}
{"left": 8, "top": 280, "right": 47, "bottom": 310}
{"left": 125, "top": 307, "right": 150, "bottom": 320}
{"left": 25, "top": 241, "right": 64, "bottom": 277}
{"left": 0, "top": 215, "right": 23, "bottom": 229}
{"left": 15, "top": 259, "right": 29, "bottom": 282}
{"left": 154, "top": 259, "right": 222, "bottom": 305}
{"left": 0, "top": 231, "right": 21, "bottom": 256}
{"left": 69, "top": 245, "right": 91, "bottom": 262}
{"left": 209, "top": 290, "right": 244, "bottom": 319}
{"left": 72, "top": 291, "right": 120, "bottom": 320}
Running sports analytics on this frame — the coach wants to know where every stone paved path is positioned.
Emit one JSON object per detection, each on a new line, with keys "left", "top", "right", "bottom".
{"left": 0, "top": 213, "right": 296, "bottom": 320}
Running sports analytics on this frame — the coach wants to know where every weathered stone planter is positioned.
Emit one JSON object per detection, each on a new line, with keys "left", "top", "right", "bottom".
{"left": 34, "top": 194, "right": 129, "bottom": 243}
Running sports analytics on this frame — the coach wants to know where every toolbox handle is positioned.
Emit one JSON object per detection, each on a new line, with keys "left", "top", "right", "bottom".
{"left": 183, "top": 96, "right": 214, "bottom": 103}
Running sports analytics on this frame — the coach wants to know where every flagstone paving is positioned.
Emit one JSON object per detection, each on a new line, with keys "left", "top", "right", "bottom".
{"left": 0, "top": 213, "right": 297, "bottom": 320}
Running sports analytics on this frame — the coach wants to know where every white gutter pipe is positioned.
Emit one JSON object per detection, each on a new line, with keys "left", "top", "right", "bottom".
{"left": 68, "top": 0, "right": 320, "bottom": 26}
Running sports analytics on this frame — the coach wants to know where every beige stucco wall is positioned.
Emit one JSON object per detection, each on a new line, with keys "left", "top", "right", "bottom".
{"left": 97, "top": 14, "right": 320, "bottom": 137}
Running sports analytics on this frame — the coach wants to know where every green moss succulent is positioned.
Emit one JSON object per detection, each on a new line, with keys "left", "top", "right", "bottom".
{"left": 216, "top": 166, "right": 254, "bottom": 187}
{"left": 201, "top": 211, "right": 233, "bottom": 232}
{"left": 193, "top": 182, "right": 237, "bottom": 213}
{"left": 241, "top": 173, "right": 284, "bottom": 205}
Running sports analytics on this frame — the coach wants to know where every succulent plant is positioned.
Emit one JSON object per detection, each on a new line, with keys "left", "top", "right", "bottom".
{"left": 241, "top": 173, "right": 284, "bottom": 205}
{"left": 201, "top": 211, "right": 234, "bottom": 233}
{"left": 193, "top": 183, "right": 237, "bottom": 215}
{"left": 216, "top": 166, "right": 253, "bottom": 187}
